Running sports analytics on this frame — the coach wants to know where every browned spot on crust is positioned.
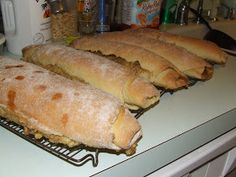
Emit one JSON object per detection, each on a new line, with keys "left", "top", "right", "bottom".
{"left": 52, "top": 93, "right": 63, "bottom": 100}
{"left": 15, "top": 75, "right": 25, "bottom": 80}
{"left": 74, "top": 92, "right": 80, "bottom": 96}
{"left": 1, "top": 78, "right": 5, "bottom": 82}
{"left": 35, "top": 85, "right": 47, "bottom": 92}
{"left": 5, "top": 64, "right": 24, "bottom": 69}
{"left": 7, "top": 90, "right": 16, "bottom": 111}
{"left": 61, "top": 114, "right": 69, "bottom": 127}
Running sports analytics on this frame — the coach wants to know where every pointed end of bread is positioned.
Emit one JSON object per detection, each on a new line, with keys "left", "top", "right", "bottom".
{"left": 185, "top": 64, "right": 214, "bottom": 80}
{"left": 112, "top": 107, "right": 142, "bottom": 150}
{"left": 22, "top": 44, "right": 41, "bottom": 56}
{"left": 124, "top": 77, "right": 160, "bottom": 109}
{"left": 155, "top": 68, "right": 189, "bottom": 90}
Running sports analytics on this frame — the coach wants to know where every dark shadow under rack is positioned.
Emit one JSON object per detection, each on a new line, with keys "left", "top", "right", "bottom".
{"left": 0, "top": 79, "right": 198, "bottom": 167}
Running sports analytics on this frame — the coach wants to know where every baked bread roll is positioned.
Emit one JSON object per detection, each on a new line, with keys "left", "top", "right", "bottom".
{"left": 97, "top": 32, "right": 214, "bottom": 80}
{"left": 125, "top": 28, "right": 227, "bottom": 64}
{"left": 72, "top": 36, "right": 188, "bottom": 90}
{"left": 22, "top": 44, "right": 160, "bottom": 110}
{"left": 0, "top": 57, "right": 142, "bottom": 152}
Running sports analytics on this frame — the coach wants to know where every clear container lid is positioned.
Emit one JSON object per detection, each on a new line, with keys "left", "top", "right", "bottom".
{"left": 47, "top": 0, "right": 68, "bottom": 14}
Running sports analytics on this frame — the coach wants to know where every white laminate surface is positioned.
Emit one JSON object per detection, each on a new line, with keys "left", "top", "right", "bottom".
{"left": 148, "top": 128, "right": 236, "bottom": 177}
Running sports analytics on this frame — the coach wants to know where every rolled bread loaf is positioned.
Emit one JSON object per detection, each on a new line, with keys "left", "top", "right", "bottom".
{"left": 0, "top": 57, "right": 142, "bottom": 152}
{"left": 125, "top": 28, "right": 227, "bottom": 64}
{"left": 97, "top": 32, "right": 214, "bottom": 80}
{"left": 22, "top": 44, "right": 160, "bottom": 110}
{"left": 72, "top": 36, "right": 188, "bottom": 90}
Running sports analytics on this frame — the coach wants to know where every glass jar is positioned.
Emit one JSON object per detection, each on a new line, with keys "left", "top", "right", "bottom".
{"left": 77, "top": 0, "right": 97, "bottom": 35}
{"left": 48, "top": 0, "right": 78, "bottom": 41}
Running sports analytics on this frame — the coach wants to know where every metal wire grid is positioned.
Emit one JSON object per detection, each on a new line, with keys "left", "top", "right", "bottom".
{"left": 0, "top": 117, "right": 99, "bottom": 167}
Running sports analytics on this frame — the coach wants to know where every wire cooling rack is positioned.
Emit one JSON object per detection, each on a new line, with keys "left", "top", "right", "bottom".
{"left": 0, "top": 117, "right": 99, "bottom": 167}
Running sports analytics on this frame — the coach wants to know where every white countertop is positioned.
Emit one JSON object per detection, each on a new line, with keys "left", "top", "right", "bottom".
{"left": 0, "top": 52, "right": 236, "bottom": 177}
{"left": 149, "top": 128, "right": 236, "bottom": 177}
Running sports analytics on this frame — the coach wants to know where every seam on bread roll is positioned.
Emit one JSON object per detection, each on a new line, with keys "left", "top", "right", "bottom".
{"left": 22, "top": 44, "right": 160, "bottom": 109}
{"left": 72, "top": 37, "right": 188, "bottom": 90}
{"left": 0, "top": 57, "right": 142, "bottom": 152}
{"left": 96, "top": 32, "right": 214, "bottom": 80}
{"left": 93, "top": 52, "right": 151, "bottom": 78}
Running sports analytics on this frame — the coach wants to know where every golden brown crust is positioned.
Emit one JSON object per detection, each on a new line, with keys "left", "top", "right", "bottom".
{"left": 125, "top": 28, "right": 228, "bottom": 64}
{"left": 0, "top": 105, "right": 80, "bottom": 147}
{"left": 0, "top": 57, "right": 142, "bottom": 151}
{"left": 72, "top": 37, "right": 188, "bottom": 90}
{"left": 96, "top": 32, "right": 214, "bottom": 80}
{"left": 22, "top": 44, "right": 160, "bottom": 109}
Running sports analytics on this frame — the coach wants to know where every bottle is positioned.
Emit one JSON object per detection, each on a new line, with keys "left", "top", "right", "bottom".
{"left": 96, "top": 0, "right": 110, "bottom": 33}
{"left": 77, "top": 0, "right": 97, "bottom": 35}
{"left": 161, "top": 0, "right": 177, "bottom": 24}
{"left": 48, "top": 0, "right": 78, "bottom": 41}
{"left": 175, "top": 0, "right": 189, "bottom": 25}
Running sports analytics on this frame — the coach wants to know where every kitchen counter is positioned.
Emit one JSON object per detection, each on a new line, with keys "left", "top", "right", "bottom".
{"left": 0, "top": 51, "right": 236, "bottom": 177}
